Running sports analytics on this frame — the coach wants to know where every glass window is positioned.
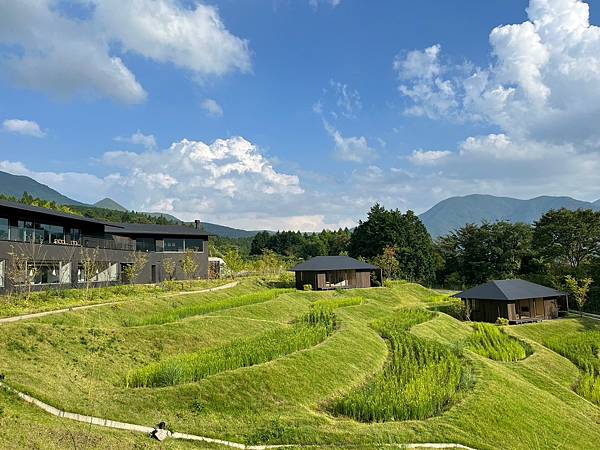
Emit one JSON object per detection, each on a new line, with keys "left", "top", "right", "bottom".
{"left": 136, "top": 238, "right": 156, "bottom": 252}
{"left": 0, "top": 218, "right": 8, "bottom": 241}
{"left": 164, "top": 238, "right": 184, "bottom": 252}
{"left": 185, "top": 239, "right": 204, "bottom": 252}
{"left": 70, "top": 228, "right": 81, "bottom": 243}
{"left": 31, "top": 262, "right": 61, "bottom": 285}
{"left": 40, "top": 223, "right": 65, "bottom": 244}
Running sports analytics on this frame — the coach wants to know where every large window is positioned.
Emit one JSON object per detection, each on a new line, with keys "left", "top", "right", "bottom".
{"left": 185, "top": 239, "right": 204, "bottom": 252}
{"left": 0, "top": 218, "right": 8, "bottom": 241}
{"left": 136, "top": 238, "right": 156, "bottom": 252}
{"left": 164, "top": 238, "right": 184, "bottom": 252}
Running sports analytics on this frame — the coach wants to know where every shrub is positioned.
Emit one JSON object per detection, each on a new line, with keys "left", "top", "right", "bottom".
{"left": 329, "top": 309, "right": 463, "bottom": 422}
{"left": 495, "top": 317, "right": 510, "bottom": 326}
{"left": 467, "top": 323, "right": 530, "bottom": 361}
{"left": 303, "top": 284, "right": 313, "bottom": 291}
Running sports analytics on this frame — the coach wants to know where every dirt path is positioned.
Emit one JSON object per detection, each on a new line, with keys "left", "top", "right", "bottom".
{"left": 0, "top": 281, "right": 239, "bottom": 326}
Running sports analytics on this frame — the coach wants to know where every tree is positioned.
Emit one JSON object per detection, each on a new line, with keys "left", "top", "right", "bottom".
{"left": 223, "top": 248, "right": 245, "bottom": 278}
{"left": 564, "top": 275, "right": 593, "bottom": 316}
{"left": 162, "top": 257, "right": 176, "bottom": 281}
{"left": 349, "top": 204, "right": 435, "bottom": 284}
{"left": 80, "top": 247, "right": 100, "bottom": 299}
{"left": 250, "top": 231, "right": 271, "bottom": 255}
{"left": 122, "top": 251, "right": 149, "bottom": 285}
{"left": 373, "top": 245, "right": 400, "bottom": 279}
{"left": 533, "top": 209, "right": 600, "bottom": 272}
{"left": 180, "top": 250, "right": 199, "bottom": 286}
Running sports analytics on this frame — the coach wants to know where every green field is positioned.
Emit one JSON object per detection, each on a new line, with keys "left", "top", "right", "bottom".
{"left": 1, "top": 279, "right": 600, "bottom": 449}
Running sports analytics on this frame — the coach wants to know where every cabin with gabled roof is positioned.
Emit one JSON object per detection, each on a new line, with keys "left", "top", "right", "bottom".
{"left": 290, "top": 256, "right": 382, "bottom": 290}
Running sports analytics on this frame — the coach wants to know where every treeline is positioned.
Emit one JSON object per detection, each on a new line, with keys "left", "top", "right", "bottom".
{"left": 249, "top": 204, "right": 436, "bottom": 285}
{"left": 435, "top": 208, "right": 600, "bottom": 312}
{"left": 3, "top": 192, "right": 179, "bottom": 225}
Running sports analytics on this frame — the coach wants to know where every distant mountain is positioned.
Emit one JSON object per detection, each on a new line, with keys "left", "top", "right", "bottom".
{"left": 0, "top": 170, "right": 84, "bottom": 205}
{"left": 94, "top": 197, "right": 128, "bottom": 212}
{"left": 200, "top": 222, "right": 261, "bottom": 239}
{"left": 420, "top": 194, "right": 600, "bottom": 238}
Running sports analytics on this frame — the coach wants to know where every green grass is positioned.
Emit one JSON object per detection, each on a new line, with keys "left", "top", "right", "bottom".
{"left": 329, "top": 309, "right": 464, "bottom": 422}
{"left": 0, "top": 278, "right": 229, "bottom": 318}
{"left": 543, "top": 331, "right": 600, "bottom": 404}
{"left": 126, "top": 321, "right": 330, "bottom": 388}
{"left": 3, "top": 281, "right": 600, "bottom": 449}
{"left": 467, "top": 323, "right": 531, "bottom": 362}
{"left": 125, "top": 289, "right": 291, "bottom": 326}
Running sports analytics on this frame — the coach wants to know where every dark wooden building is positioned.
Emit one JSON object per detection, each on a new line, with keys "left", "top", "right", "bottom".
{"left": 454, "top": 279, "right": 566, "bottom": 324}
{"left": 290, "top": 256, "right": 382, "bottom": 290}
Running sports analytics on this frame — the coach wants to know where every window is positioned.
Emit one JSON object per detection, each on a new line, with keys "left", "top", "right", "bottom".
{"left": 40, "top": 223, "right": 65, "bottom": 244}
{"left": 31, "top": 262, "right": 61, "bottom": 285}
{"left": 0, "top": 260, "right": 4, "bottom": 288}
{"left": 70, "top": 228, "right": 81, "bottom": 243}
{"left": 185, "top": 239, "right": 204, "bottom": 252}
{"left": 136, "top": 238, "right": 156, "bottom": 252}
{"left": 0, "top": 218, "right": 8, "bottom": 241}
{"left": 164, "top": 238, "right": 184, "bottom": 252}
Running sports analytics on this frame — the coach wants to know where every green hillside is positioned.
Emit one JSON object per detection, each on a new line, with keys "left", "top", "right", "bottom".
{"left": 1, "top": 279, "right": 599, "bottom": 449}
{"left": 0, "top": 170, "right": 84, "bottom": 205}
{"left": 94, "top": 197, "right": 128, "bottom": 212}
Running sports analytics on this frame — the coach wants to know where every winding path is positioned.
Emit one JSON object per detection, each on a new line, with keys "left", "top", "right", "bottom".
{"left": 0, "top": 281, "right": 238, "bottom": 326}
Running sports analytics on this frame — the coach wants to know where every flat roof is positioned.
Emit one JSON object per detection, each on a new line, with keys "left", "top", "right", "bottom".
{"left": 105, "top": 223, "right": 209, "bottom": 237}
{"left": 290, "top": 256, "right": 379, "bottom": 272}
{"left": 454, "top": 279, "right": 566, "bottom": 301}
{"left": 0, "top": 199, "right": 106, "bottom": 225}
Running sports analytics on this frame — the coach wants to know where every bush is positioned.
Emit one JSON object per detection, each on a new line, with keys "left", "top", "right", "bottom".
{"left": 303, "top": 284, "right": 313, "bottom": 291}
{"left": 432, "top": 300, "right": 468, "bottom": 321}
{"left": 329, "top": 309, "right": 463, "bottom": 422}
{"left": 467, "top": 323, "right": 530, "bottom": 361}
{"left": 495, "top": 317, "right": 509, "bottom": 326}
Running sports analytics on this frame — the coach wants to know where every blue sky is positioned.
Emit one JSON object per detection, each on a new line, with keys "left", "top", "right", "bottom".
{"left": 1, "top": 0, "right": 600, "bottom": 230}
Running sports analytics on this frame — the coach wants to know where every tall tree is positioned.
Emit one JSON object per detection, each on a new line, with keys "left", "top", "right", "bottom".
{"left": 349, "top": 204, "right": 435, "bottom": 284}
{"left": 533, "top": 209, "right": 600, "bottom": 271}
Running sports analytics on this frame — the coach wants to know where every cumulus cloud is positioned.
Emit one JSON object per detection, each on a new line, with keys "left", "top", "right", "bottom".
{"left": 201, "top": 99, "right": 224, "bottom": 118}
{"left": 0, "top": 0, "right": 250, "bottom": 103}
{"left": 114, "top": 131, "right": 157, "bottom": 149}
{"left": 392, "top": 0, "right": 600, "bottom": 211}
{"left": 2, "top": 119, "right": 46, "bottom": 138}
{"left": 323, "top": 121, "right": 378, "bottom": 163}
{"left": 309, "top": 0, "right": 342, "bottom": 9}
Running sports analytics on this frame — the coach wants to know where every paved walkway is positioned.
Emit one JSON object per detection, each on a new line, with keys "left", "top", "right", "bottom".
{"left": 0, "top": 281, "right": 239, "bottom": 325}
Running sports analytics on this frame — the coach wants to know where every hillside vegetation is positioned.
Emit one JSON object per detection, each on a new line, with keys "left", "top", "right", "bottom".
{"left": 1, "top": 280, "right": 600, "bottom": 449}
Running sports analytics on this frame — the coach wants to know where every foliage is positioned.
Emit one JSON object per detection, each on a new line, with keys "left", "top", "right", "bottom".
{"left": 372, "top": 245, "right": 400, "bottom": 279}
{"left": 329, "top": 309, "right": 463, "bottom": 422}
{"left": 435, "top": 221, "right": 533, "bottom": 287}
{"left": 0, "top": 192, "right": 79, "bottom": 216}
{"left": 533, "top": 208, "right": 600, "bottom": 270}
{"left": 122, "top": 251, "right": 149, "bottom": 285}
{"left": 303, "top": 284, "right": 312, "bottom": 291}
{"left": 222, "top": 248, "right": 246, "bottom": 277}
{"left": 162, "top": 257, "right": 176, "bottom": 281}
{"left": 127, "top": 289, "right": 290, "bottom": 326}
{"left": 349, "top": 204, "right": 435, "bottom": 284}
{"left": 180, "top": 250, "right": 199, "bottom": 285}
{"left": 126, "top": 306, "right": 337, "bottom": 388}
{"left": 496, "top": 317, "right": 510, "bottom": 326}
{"left": 250, "top": 229, "right": 352, "bottom": 259}
{"left": 564, "top": 275, "right": 593, "bottom": 315}
{"left": 467, "top": 323, "right": 530, "bottom": 361}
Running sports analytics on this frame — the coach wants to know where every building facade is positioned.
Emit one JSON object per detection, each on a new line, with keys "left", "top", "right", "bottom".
{"left": 0, "top": 200, "right": 209, "bottom": 293}
{"left": 290, "top": 256, "right": 382, "bottom": 290}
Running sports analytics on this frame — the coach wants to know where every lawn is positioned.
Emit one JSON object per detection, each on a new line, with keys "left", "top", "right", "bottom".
{"left": 1, "top": 279, "right": 600, "bottom": 449}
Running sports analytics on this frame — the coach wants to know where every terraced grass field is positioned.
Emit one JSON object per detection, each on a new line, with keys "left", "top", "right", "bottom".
{"left": 1, "top": 278, "right": 600, "bottom": 449}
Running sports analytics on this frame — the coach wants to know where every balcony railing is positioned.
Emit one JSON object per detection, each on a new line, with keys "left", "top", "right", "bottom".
{"left": 81, "top": 236, "right": 135, "bottom": 252}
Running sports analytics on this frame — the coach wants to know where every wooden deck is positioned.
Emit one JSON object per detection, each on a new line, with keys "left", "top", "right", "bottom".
{"left": 509, "top": 317, "right": 543, "bottom": 325}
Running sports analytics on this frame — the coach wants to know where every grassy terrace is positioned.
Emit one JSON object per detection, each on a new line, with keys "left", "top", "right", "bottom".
{"left": 1, "top": 279, "right": 600, "bottom": 449}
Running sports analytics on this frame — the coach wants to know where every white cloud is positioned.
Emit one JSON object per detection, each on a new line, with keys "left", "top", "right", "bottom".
{"left": 114, "top": 131, "right": 157, "bottom": 150}
{"left": 329, "top": 80, "right": 362, "bottom": 118}
{"left": 409, "top": 150, "right": 451, "bottom": 166}
{"left": 0, "top": 0, "right": 250, "bottom": 103}
{"left": 309, "top": 0, "right": 342, "bottom": 9}
{"left": 201, "top": 99, "right": 224, "bottom": 118}
{"left": 2, "top": 119, "right": 46, "bottom": 138}
{"left": 323, "top": 121, "right": 378, "bottom": 163}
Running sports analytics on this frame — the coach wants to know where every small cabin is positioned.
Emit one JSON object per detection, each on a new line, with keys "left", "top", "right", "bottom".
{"left": 454, "top": 279, "right": 567, "bottom": 324}
{"left": 290, "top": 256, "right": 382, "bottom": 290}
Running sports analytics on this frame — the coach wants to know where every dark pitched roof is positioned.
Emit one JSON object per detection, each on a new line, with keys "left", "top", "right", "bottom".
{"left": 290, "top": 256, "right": 379, "bottom": 272}
{"left": 454, "top": 279, "right": 566, "bottom": 301}
{"left": 0, "top": 199, "right": 105, "bottom": 225}
{"left": 105, "top": 223, "right": 209, "bottom": 237}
